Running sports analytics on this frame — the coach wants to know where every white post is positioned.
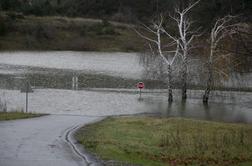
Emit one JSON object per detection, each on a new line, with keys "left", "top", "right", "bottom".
{"left": 72, "top": 75, "right": 78, "bottom": 90}
{"left": 72, "top": 76, "right": 75, "bottom": 90}
{"left": 75, "top": 76, "right": 78, "bottom": 90}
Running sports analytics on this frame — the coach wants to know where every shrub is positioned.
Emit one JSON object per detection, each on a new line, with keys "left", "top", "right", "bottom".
{"left": 0, "top": 15, "right": 7, "bottom": 36}
{"left": 89, "top": 21, "right": 118, "bottom": 36}
{"left": 6, "top": 11, "right": 24, "bottom": 20}
{"left": 0, "top": 22, "right": 7, "bottom": 36}
{"left": 35, "top": 23, "right": 55, "bottom": 40}
{"left": 102, "top": 26, "right": 117, "bottom": 35}
{"left": 80, "top": 25, "right": 88, "bottom": 36}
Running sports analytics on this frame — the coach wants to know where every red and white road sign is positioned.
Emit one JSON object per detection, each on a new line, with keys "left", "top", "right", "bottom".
{"left": 137, "top": 82, "right": 145, "bottom": 89}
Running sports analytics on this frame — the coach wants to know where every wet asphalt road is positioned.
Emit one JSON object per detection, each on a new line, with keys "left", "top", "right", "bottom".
{"left": 0, "top": 115, "right": 101, "bottom": 166}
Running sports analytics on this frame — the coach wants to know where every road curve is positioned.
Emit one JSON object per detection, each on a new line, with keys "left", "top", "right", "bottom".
{"left": 0, "top": 115, "right": 102, "bottom": 166}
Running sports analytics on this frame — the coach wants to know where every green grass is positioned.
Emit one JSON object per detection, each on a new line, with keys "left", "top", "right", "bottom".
{"left": 0, "top": 112, "right": 46, "bottom": 121}
{"left": 75, "top": 117, "right": 252, "bottom": 166}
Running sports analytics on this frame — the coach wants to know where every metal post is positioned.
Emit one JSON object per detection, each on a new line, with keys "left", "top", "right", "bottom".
{"left": 75, "top": 76, "right": 78, "bottom": 90}
{"left": 26, "top": 82, "right": 28, "bottom": 113}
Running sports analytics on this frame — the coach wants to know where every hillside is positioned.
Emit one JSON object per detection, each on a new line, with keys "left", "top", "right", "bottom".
{"left": 0, "top": 0, "right": 251, "bottom": 52}
{"left": 0, "top": 13, "right": 145, "bottom": 51}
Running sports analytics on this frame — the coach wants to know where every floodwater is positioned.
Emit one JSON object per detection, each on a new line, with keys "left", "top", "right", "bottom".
{"left": 0, "top": 51, "right": 144, "bottom": 79}
{"left": 0, "top": 51, "right": 251, "bottom": 124}
{"left": 0, "top": 88, "right": 252, "bottom": 124}
{"left": 0, "top": 51, "right": 251, "bottom": 88}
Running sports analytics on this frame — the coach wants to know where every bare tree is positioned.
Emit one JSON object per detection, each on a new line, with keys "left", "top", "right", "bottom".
{"left": 170, "top": 0, "right": 201, "bottom": 100}
{"left": 134, "top": 15, "right": 180, "bottom": 102}
{"left": 134, "top": 0, "right": 201, "bottom": 102}
{"left": 203, "top": 15, "right": 239, "bottom": 104}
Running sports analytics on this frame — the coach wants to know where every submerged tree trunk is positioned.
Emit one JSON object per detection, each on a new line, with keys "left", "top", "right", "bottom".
{"left": 203, "top": 62, "right": 213, "bottom": 104}
{"left": 134, "top": 15, "right": 181, "bottom": 104}
{"left": 167, "top": 65, "right": 173, "bottom": 102}
{"left": 202, "top": 15, "right": 239, "bottom": 103}
{"left": 181, "top": 72, "right": 187, "bottom": 100}
{"left": 203, "top": 45, "right": 214, "bottom": 104}
{"left": 181, "top": 57, "right": 188, "bottom": 101}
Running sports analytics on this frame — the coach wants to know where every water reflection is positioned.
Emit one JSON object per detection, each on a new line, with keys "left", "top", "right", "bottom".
{"left": 140, "top": 92, "right": 252, "bottom": 124}
{"left": 0, "top": 87, "right": 251, "bottom": 124}
{"left": 203, "top": 104, "right": 212, "bottom": 121}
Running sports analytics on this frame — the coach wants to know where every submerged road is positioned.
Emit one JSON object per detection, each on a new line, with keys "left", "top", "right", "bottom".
{"left": 0, "top": 115, "right": 102, "bottom": 166}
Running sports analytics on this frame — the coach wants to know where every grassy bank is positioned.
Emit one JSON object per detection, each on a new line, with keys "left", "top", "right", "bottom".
{"left": 0, "top": 111, "right": 46, "bottom": 121}
{"left": 75, "top": 117, "right": 252, "bottom": 166}
{"left": 0, "top": 12, "right": 145, "bottom": 52}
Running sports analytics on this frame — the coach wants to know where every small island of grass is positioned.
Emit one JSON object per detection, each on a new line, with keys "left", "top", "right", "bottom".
{"left": 75, "top": 117, "right": 252, "bottom": 166}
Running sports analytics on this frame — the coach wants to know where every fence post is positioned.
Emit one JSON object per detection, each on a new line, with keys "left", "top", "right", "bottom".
{"left": 72, "top": 75, "right": 79, "bottom": 90}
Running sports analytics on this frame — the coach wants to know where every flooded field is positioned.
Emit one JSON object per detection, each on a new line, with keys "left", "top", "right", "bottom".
{"left": 0, "top": 88, "right": 252, "bottom": 124}
{"left": 0, "top": 51, "right": 144, "bottom": 79}
{"left": 0, "top": 51, "right": 251, "bottom": 124}
{"left": 0, "top": 51, "right": 251, "bottom": 89}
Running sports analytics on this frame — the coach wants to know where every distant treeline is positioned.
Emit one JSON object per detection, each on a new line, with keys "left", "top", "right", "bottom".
{"left": 0, "top": 0, "right": 251, "bottom": 25}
